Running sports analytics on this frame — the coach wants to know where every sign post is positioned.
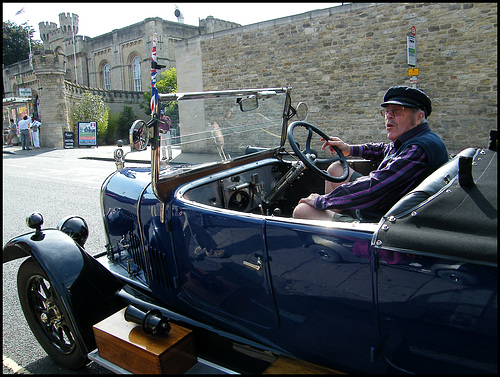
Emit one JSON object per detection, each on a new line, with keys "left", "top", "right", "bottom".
{"left": 407, "top": 26, "right": 418, "bottom": 88}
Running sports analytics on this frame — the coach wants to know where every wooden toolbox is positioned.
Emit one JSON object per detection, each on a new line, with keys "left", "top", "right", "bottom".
{"left": 93, "top": 308, "right": 197, "bottom": 374}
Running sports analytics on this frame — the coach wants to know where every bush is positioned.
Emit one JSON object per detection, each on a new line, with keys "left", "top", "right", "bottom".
{"left": 103, "top": 111, "right": 120, "bottom": 145}
{"left": 117, "top": 106, "right": 136, "bottom": 140}
{"left": 73, "top": 93, "right": 108, "bottom": 131}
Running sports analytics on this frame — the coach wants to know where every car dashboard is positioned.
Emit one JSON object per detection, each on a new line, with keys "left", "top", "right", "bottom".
{"left": 180, "top": 158, "right": 304, "bottom": 216}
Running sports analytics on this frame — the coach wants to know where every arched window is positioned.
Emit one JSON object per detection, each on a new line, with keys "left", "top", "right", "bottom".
{"left": 103, "top": 63, "right": 111, "bottom": 90}
{"left": 132, "top": 56, "right": 142, "bottom": 91}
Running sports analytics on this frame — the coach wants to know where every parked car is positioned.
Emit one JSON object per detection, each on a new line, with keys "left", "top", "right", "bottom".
{"left": 3, "top": 87, "right": 497, "bottom": 374}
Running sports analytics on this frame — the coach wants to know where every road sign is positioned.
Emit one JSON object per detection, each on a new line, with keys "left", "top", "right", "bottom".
{"left": 408, "top": 68, "right": 419, "bottom": 76}
{"left": 411, "top": 26, "right": 416, "bottom": 36}
{"left": 407, "top": 35, "right": 417, "bottom": 67}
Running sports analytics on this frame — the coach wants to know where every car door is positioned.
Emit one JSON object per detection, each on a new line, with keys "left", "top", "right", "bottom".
{"left": 171, "top": 201, "right": 279, "bottom": 329}
{"left": 265, "top": 219, "right": 385, "bottom": 372}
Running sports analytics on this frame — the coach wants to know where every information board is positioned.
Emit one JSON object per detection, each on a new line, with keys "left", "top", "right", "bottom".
{"left": 63, "top": 131, "right": 75, "bottom": 149}
{"left": 77, "top": 122, "right": 98, "bottom": 147}
{"left": 407, "top": 35, "right": 417, "bottom": 67}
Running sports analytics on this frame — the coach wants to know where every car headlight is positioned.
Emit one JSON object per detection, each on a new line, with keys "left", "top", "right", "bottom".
{"left": 57, "top": 216, "right": 89, "bottom": 247}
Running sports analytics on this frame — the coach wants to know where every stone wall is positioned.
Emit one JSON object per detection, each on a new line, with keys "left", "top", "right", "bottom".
{"left": 64, "top": 81, "right": 145, "bottom": 123}
{"left": 176, "top": 3, "right": 497, "bottom": 154}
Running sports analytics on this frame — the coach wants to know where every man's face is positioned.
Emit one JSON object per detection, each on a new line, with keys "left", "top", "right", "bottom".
{"left": 382, "top": 105, "right": 423, "bottom": 142}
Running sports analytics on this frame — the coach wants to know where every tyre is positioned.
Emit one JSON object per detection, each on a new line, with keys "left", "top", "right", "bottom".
{"left": 17, "top": 258, "right": 89, "bottom": 370}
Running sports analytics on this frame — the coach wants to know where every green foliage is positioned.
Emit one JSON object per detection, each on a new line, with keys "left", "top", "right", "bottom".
{"left": 100, "top": 107, "right": 137, "bottom": 144}
{"left": 163, "top": 102, "right": 179, "bottom": 124}
{"left": 73, "top": 92, "right": 108, "bottom": 133}
{"left": 157, "top": 67, "right": 177, "bottom": 93}
{"left": 3, "top": 20, "right": 43, "bottom": 66}
{"left": 141, "top": 67, "right": 179, "bottom": 119}
{"left": 99, "top": 108, "right": 110, "bottom": 139}
{"left": 117, "top": 106, "right": 136, "bottom": 139}
{"left": 106, "top": 112, "right": 120, "bottom": 140}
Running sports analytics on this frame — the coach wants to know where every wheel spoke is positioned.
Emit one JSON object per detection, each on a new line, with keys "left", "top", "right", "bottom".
{"left": 39, "top": 278, "right": 52, "bottom": 299}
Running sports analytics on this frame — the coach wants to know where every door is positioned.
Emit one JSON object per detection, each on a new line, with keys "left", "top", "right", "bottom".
{"left": 265, "top": 219, "right": 383, "bottom": 372}
{"left": 172, "top": 202, "right": 278, "bottom": 329}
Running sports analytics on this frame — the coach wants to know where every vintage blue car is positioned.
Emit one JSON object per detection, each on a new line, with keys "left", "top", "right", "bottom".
{"left": 3, "top": 87, "right": 497, "bottom": 374}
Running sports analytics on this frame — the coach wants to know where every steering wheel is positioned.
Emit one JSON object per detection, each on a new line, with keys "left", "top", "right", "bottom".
{"left": 287, "top": 121, "right": 349, "bottom": 182}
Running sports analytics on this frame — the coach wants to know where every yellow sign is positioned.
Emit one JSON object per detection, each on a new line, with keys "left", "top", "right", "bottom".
{"left": 408, "top": 68, "right": 419, "bottom": 76}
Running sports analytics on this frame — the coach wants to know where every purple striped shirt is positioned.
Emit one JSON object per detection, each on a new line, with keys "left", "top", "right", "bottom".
{"left": 315, "top": 124, "right": 430, "bottom": 214}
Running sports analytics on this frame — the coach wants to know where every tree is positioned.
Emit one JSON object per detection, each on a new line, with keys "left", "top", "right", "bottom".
{"left": 141, "top": 67, "right": 178, "bottom": 119}
{"left": 3, "top": 20, "right": 43, "bottom": 66}
{"left": 73, "top": 92, "right": 108, "bottom": 135}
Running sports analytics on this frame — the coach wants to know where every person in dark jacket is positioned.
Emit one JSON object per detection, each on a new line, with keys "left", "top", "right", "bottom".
{"left": 293, "top": 85, "right": 449, "bottom": 222}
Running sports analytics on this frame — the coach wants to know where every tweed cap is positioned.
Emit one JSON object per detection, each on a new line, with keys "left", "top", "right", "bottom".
{"left": 381, "top": 86, "right": 432, "bottom": 117}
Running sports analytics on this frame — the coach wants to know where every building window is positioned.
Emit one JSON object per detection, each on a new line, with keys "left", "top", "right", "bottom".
{"left": 132, "top": 56, "right": 141, "bottom": 91}
{"left": 103, "top": 63, "right": 111, "bottom": 90}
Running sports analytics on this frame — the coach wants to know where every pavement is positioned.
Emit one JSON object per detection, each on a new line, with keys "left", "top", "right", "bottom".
{"left": 2, "top": 143, "right": 221, "bottom": 165}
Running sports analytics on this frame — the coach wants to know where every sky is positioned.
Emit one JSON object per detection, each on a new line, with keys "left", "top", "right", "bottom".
{"left": 3, "top": 3, "right": 342, "bottom": 41}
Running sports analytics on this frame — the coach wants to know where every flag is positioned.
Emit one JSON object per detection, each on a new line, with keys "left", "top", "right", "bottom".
{"left": 150, "top": 34, "right": 159, "bottom": 115}
{"left": 15, "top": 7, "right": 25, "bottom": 15}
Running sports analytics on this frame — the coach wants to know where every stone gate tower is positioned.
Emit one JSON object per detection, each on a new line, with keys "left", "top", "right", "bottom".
{"left": 32, "top": 51, "right": 69, "bottom": 148}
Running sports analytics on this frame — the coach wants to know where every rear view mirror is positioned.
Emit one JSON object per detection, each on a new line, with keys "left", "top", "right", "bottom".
{"left": 238, "top": 96, "right": 259, "bottom": 112}
{"left": 296, "top": 102, "right": 308, "bottom": 121}
{"left": 129, "top": 120, "right": 148, "bottom": 151}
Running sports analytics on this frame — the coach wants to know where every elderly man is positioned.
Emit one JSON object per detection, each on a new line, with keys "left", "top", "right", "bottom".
{"left": 293, "top": 85, "right": 449, "bottom": 222}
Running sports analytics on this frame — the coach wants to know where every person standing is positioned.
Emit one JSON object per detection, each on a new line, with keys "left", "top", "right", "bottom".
{"left": 17, "top": 115, "right": 32, "bottom": 150}
{"left": 159, "top": 110, "right": 173, "bottom": 161}
{"left": 30, "top": 117, "right": 41, "bottom": 148}
{"left": 6, "top": 119, "right": 17, "bottom": 146}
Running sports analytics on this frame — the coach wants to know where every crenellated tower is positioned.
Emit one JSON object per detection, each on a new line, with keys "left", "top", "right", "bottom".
{"left": 58, "top": 13, "right": 79, "bottom": 36}
{"left": 38, "top": 21, "right": 58, "bottom": 48}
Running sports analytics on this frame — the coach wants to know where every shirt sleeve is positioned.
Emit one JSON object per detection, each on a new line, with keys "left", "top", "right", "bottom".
{"left": 315, "top": 144, "right": 428, "bottom": 211}
{"left": 350, "top": 142, "right": 387, "bottom": 160}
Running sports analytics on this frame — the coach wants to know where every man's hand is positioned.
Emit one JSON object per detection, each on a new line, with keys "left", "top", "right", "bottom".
{"left": 298, "top": 193, "right": 321, "bottom": 207}
{"left": 321, "top": 136, "right": 351, "bottom": 156}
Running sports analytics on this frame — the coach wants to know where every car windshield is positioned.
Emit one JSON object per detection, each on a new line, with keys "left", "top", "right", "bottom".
{"left": 156, "top": 88, "right": 289, "bottom": 167}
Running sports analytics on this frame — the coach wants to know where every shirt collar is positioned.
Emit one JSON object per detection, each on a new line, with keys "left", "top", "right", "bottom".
{"left": 393, "top": 122, "right": 429, "bottom": 148}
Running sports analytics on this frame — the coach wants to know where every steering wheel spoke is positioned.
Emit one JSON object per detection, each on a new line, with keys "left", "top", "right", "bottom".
{"left": 288, "top": 121, "right": 349, "bottom": 182}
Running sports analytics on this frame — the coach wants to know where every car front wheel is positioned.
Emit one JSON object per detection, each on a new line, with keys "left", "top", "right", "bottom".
{"left": 17, "top": 258, "right": 88, "bottom": 370}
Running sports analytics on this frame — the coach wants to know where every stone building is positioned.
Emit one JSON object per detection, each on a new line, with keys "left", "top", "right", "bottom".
{"left": 176, "top": 3, "right": 497, "bottom": 154}
{"left": 35, "top": 12, "right": 240, "bottom": 91}
{"left": 2, "top": 13, "right": 240, "bottom": 147}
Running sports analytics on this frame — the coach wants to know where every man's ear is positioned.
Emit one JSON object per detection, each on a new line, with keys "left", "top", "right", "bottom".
{"left": 417, "top": 109, "right": 426, "bottom": 124}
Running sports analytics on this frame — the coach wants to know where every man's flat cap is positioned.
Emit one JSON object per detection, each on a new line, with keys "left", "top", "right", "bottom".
{"left": 381, "top": 85, "right": 432, "bottom": 117}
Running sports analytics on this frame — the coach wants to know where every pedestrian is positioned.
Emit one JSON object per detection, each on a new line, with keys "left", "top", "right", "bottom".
{"left": 159, "top": 110, "right": 173, "bottom": 161}
{"left": 30, "top": 117, "right": 41, "bottom": 148}
{"left": 293, "top": 85, "right": 449, "bottom": 222}
{"left": 6, "top": 119, "right": 17, "bottom": 146}
{"left": 17, "top": 115, "right": 32, "bottom": 150}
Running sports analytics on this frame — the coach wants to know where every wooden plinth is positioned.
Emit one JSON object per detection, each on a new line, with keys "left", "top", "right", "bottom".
{"left": 263, "top": 355, "right": 345, "bottom": 374}
{"left": 93, "top": 308, "right": 196, "bottom": 374}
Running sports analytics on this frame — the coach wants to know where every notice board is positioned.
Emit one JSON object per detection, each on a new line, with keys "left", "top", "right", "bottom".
{"left": 78, "top": 122, "right": 97, "bottom": 147}
{"left": 63, "top": 131, "right": 75, "bottom": 148}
